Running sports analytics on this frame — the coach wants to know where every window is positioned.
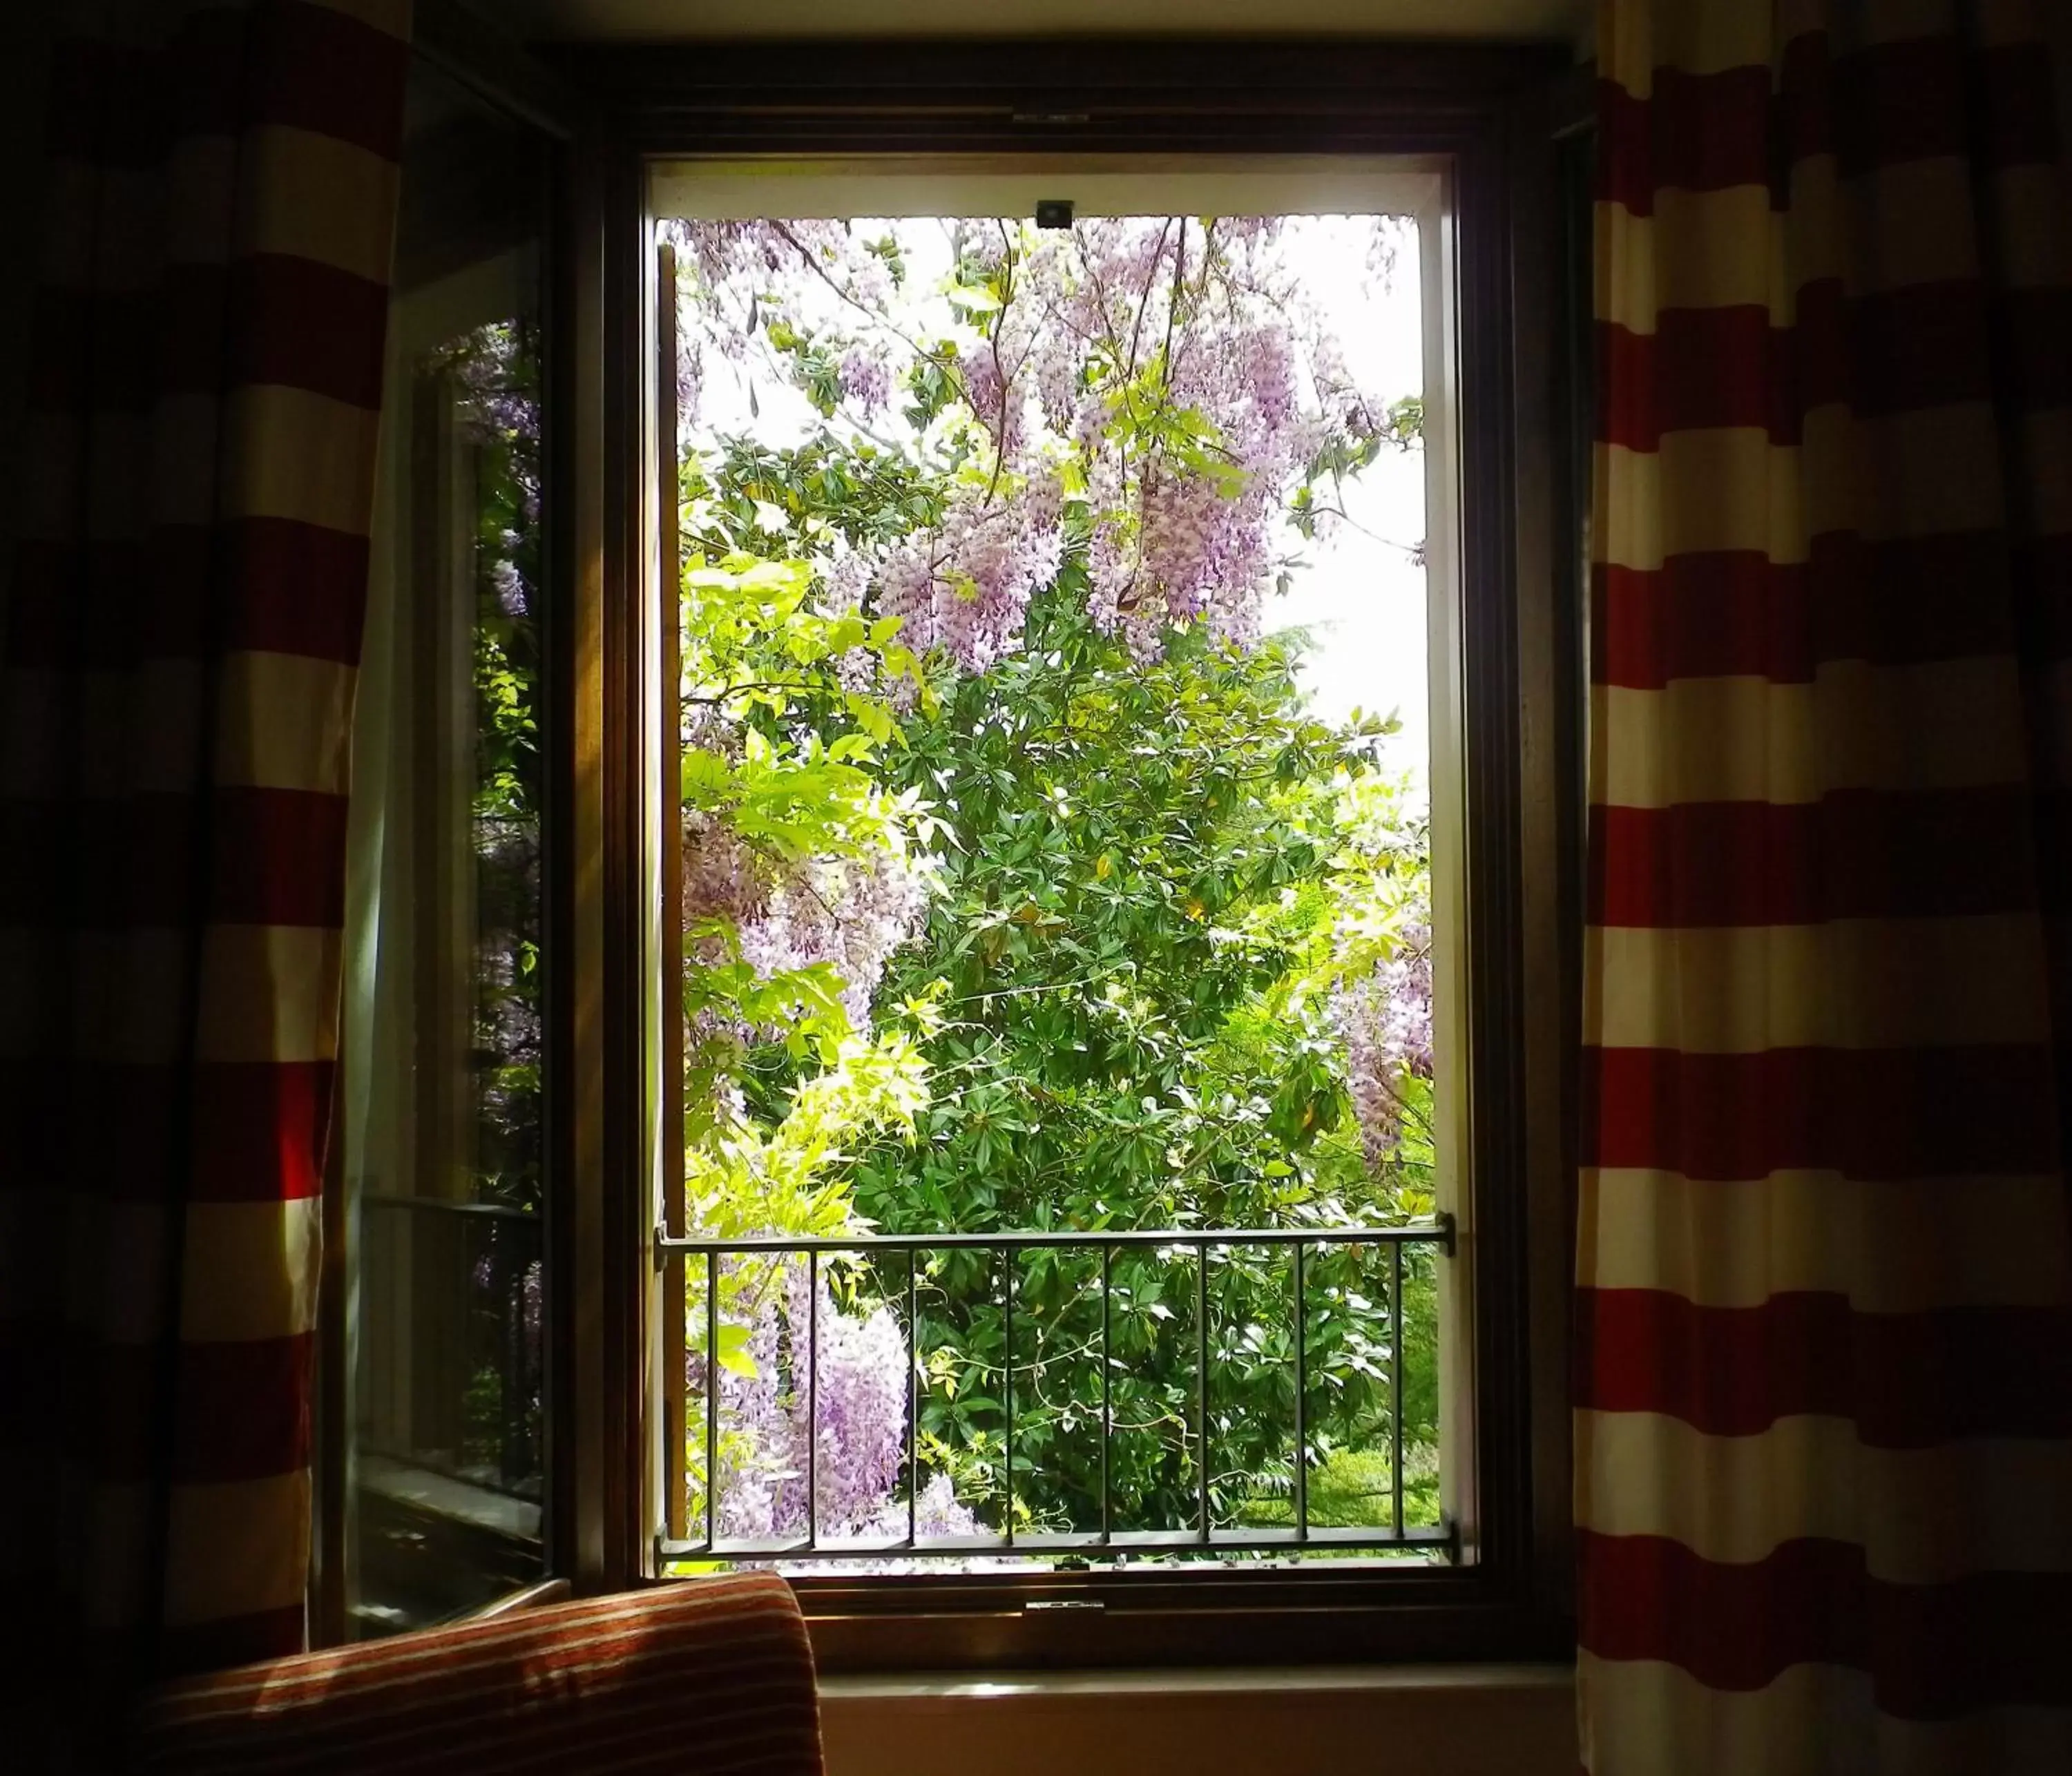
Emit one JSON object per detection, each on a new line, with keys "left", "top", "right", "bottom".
{"left": 334, "top": 57, "right": 555, "bottom": 1636}
{"left": 591, "top": 39, "right": 1575, "bottom": 1668}
{"left": 334, "top": 30, "right": 1575, "bottom": 1670}
{"left": 651, "top": 166, "right": 1464, "bottom": 1581}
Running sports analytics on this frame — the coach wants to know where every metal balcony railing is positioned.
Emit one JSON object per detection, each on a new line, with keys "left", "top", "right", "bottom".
{"left": 360, "top": 1193, "right": 546, "bottom": 1503}
{"left": 654, "top": 1218, "right": 1456, "bottom": 1565}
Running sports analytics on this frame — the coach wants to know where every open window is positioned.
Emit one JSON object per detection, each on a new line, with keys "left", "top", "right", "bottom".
{"left": 331, "top": 44, "right": 566, "bottom": 1639}
{"left": 649, "top": 162, "right": 1470, "bottom": 1586}
{"left": 326, "top": 28, "right": 1575, "bottom": 1670}
{"left": 597, "top": 40, "right": 1577, "bottom": 1653}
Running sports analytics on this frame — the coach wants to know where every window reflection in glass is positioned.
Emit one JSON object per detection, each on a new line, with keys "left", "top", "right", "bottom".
{"left": 339, "top": 60, "right": 550, "bottom": 1636}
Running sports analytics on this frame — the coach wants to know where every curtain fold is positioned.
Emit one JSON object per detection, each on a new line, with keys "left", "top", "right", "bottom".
{"left": 0, "top": 0, "right": 411, "bottom": 1757}
{"left": 1582, "top": 1, "right": 2072, "bottom": 1770}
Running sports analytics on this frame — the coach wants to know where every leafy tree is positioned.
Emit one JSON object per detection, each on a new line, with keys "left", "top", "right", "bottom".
{"left": 834, "top": 580, "right": 1428, "bottom": 1529}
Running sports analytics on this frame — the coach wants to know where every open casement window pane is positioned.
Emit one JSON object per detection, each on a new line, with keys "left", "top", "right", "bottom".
{"left": 649, "top": 165, "right": 1466, "bottom": 1577}
{"left": 338, "top": 57, "right": 553, "bottom": 1637}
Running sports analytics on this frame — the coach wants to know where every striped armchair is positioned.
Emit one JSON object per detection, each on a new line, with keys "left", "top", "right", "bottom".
{"left": 131, "top": 1573, "right": 823, "bottom": 1774}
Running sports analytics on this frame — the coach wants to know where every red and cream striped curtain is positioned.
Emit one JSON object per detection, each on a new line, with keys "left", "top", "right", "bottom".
{"left": 1582, "top": 1, "right": 2072, "bottom": 1769}
{"left": 0, "top": 0, "right": 410, "bottom": 1755}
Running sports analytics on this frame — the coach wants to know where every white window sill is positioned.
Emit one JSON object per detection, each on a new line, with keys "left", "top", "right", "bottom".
{"left": 820, "top": 1663, "right": 1577, "bottom": 1776}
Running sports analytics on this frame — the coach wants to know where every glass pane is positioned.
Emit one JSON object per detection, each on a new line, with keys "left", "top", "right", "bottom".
{"left": 339, "top": 57, "right": 550, "bottom": 1635}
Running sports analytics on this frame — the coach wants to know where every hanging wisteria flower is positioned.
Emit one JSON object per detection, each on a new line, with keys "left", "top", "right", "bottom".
{"left": 866, "top": 474, "right": 1065, "bottom": 674}
{"left": 736, "top": 847, "right": 934, "bottom": 1032}
{"left": 705, "top": 1258, "right": 983, "bottom": 1550}
{"left": 666, "top": 212, "right": 1403, "bottom": 674}
{"left": 1332, "top": 902, "right": 1434, "bottom": 1168}
{"left": 838, "top": 347, "right": 892, "bottom": 416}
{"left": 681, "top": 812, "right": 770, "bottom": 933}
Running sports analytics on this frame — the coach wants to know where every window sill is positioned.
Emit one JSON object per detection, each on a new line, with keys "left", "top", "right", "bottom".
{"left": 818, "top": 1662, "right": 1577, "bottom": 1776}
{"left": 360, "top": 1453, "right": 544, "bottom": 1543}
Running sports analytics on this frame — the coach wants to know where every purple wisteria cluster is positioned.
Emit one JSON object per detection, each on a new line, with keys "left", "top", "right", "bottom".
{"left": 1332, "top": 904, "right": 1435, "bottom": 1167}
{"left": 704, "top": 1261, "right": 979, "bottom": 1551}
{"left": 680, "top": 811, "right": 767, "bottom": 931}
{"left": 673, "top": 218, "right": 891, "bottom": 429}
{"left": 870, "top": 474, "right": 1066, "bottom": 674}
{"left": 740, "top": 851, "right": 934, "bottom": 1031}
{"left": 681, "top": 814, "right": 931, "bottom": 1033}
{"left": 1053, "top": 224, "right": 1322, "bottom": 660}
{"left": 838, "top": 346, "right": 894, "bottom": 416}
{"left": 673, "top": 214, "right": 1397, "bottom": 676}
{"left": 437, "top": 320, "right": 544, "bottom": 561}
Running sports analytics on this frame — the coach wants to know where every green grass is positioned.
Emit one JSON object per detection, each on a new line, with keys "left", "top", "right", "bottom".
{"left": 1236, "top": 1441, "right": 1441, "bottom": 1532}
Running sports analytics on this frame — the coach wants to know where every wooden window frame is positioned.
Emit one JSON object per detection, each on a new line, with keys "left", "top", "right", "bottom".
{"left": 546, "top": 35, "right": 1582, "bottom": 1671}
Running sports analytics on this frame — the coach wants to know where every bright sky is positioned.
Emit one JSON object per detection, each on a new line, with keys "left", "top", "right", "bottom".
{"left": 1267, "top": 218, "right": 1427, "bottom": 791}
{"left": 689, "top": 213, "right": 1430, "bottom": 798}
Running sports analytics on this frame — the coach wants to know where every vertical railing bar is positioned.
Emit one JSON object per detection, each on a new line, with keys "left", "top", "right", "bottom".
{"left": 1390, "top": 1239, "right": 1406, "bottom": 1541}
{"left": 906, "top": 1253, "right": 919, "bottom": 1549}
{"left": 1196, "top": 1242, "right": 1210, "bottom": 1543}
{"left": 1100, "top": 1242, "right": 1112, "bottom": 1545}
{"left": 1293, "top": 1240, "right": 1307, "bottom": 1545}
{"left": 705, "top": 1248, "right": 718, "bottom": 1552}
{"left": 1002, "top": 1246, "right": 1014, "bottom": 1547}
{"left": 806, "top": 1250, "right": 818, "bottom": 1550}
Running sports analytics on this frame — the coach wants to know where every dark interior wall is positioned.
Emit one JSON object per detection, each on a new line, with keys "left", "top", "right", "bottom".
{"left": 2055, "top": 9, "right": 2072, "bottom": 189}
{"left": 0, "top": 3, "right": 56, "bottom": 599}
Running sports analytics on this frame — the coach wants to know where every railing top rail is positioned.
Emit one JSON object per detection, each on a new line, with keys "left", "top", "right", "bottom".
{"left": 363, "top": 1193, "right": 542, "bottom": 1224}
{"left": 658, "top": 1215, "right": 1453, "bottom": 1256}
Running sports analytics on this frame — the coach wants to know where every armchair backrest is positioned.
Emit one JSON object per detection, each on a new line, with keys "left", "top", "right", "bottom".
{"left": 133, "top": 1572, "right": 822, "bottom": 1775}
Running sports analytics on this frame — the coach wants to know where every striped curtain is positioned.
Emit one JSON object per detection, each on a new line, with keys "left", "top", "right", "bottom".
{"left": 0, "top": 0, "right": 410, "bottom": 1754}
{"left": 1582, "top": 1, "right": 2072, "bottom": 1770}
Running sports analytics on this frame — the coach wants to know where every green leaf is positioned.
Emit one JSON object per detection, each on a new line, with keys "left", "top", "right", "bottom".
{"left": 716, "top": 1323, "right": 759, "bottom": 1380}
{"left": 680, "top": 748, "right": 733, "bottom": 802}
